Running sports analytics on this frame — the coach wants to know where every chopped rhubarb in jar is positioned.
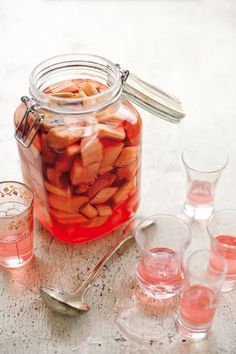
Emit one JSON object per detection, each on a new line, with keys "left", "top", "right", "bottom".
{"left": 14, "top": 56, "right": 142, "bottom": 243}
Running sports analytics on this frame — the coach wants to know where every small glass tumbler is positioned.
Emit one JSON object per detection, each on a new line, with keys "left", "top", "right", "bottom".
{"left": 207, "top": 209, "right": 236, "bottom": 292}
{"left": 182, "top": 143, "right": 228, "bottom": 220}
{"left": 0, "top": 181, "right": 34, "bottom": 268}
{"left": 177, "top": 249, "right": 227, "bottom": 341}
{"left": 135, "top": 215, "right": 191, "bottom": 299}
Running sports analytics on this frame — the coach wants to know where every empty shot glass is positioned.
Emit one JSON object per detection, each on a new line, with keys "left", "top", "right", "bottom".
{"left": 207, "top": 209, "right": 236, "bottom": 292}
{"left": 177, "top": 249, "right": 227, "bottom": 341}
{"left": 182, "top": 143, "right": 228, "bottom": 220}
{"left": 0, "top": 181, "right": 34, "bottom": 268}
{"left": 135, "top": 215, "right": 191, "bottom": 299}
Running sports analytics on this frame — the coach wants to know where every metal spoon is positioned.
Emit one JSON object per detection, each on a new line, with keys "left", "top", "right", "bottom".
{"left": 40, "top": 233, "right": 134, "bottom": 316}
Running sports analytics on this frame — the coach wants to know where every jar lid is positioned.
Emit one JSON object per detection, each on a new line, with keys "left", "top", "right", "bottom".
{"left": 117, "top": 65, "right": 185, "bottom": 124}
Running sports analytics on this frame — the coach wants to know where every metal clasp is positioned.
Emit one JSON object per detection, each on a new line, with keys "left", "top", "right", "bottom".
{"left": 14, "top": 96, "right": 44, "bottom": 148}
{"left": 115, "top": 64, "right": 130, "bottom": 83}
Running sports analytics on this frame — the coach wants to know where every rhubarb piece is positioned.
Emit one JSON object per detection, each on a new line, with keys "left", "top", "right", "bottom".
{"left": 46, "top": 126, "right": 82, "bottom": 150}
{"left": 48, "top": 194, "right": 88, "bottom": 213}
{"left": 44, "top": 80, "right": 78, "bottom": 94}
{"left": 97, "top": 114, "right": 124, "bottom": 125}
{"left": 70, "top": 158, "right": 100, "bottom": 185}
{"left": 46, "top": 167, "right": 65, "bottom": 187}
{"left": 50, "top": 209, "right": 88, "bottom": 225}
{"left": 127, "top": 192, "right": 139, "bottom": 212}
{"left": 44, "top": 181, "right": 71, "bottom": 198}
{"left": 55, "top": 153, "right": 73, "bottom": 172}
{"left": 82, "top": 216, "right": 109, "bottom": 228}
{"left": 91, "top": 187, "right": 118, "bottom": 204}
{"left": 74, "top": 91, "right": 87, "bottom": 99}
{"left": 66, "top": 143, "right": 81, "bottom": 156}
{"left": 81, "top": 136, "right": 103, "bottom": 166}
{"left": 47, "top": 167, "right": 56, "bottom": 182}
{"left": 99, "top": 165, "right": 113, "bottom": 175}
{"left": 99, "top": 141, "right": 124, "bottom": 174}
{"left": 117, "top": 159, "right": 139, "bottom": 181}
{"left": 55, "top": 216, "right": 87, "bottom": 225}
{"left": 88, "top": 172, "right": 116, "bottom": 198}
{"left": 41, "top": 134, "right": 58, "bottom": 164}
{"left": 80, "top": 203, "right": 98, "bottom": 219}
{"left": 82, "top": 82, "right": 99, "bottom": 96}
{"left": 112, "top": 180, "right": 136, "bottom": 207}
{"left": 97, "top": 124, "right": 125, "bottom": 140}
{"left": 75, "top": 184, "right": 89, "bottom": 194}
{"left": 115, "top": 146, "right": 140, "bottom": 167}
{"left": 52, "top": 92, "right": 74, "bottom": 98}
{"left": 95, "top": 204, "right": 113, "bottom": 217}
{"left": 124, "top": 115, "right": 142, "bottom": 146}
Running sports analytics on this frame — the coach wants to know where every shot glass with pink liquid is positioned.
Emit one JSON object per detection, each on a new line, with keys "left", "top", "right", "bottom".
{"left": 177, "top": 249, "right": 227, "bottom": 341}
{"left": 135, "top": 215, "right": 191, "bottom": 299}
{"left": 0, "top": 181, "right": 34, "bottom": 268}
{"left": 182, "top": 143, "right": 228, "bottom": 220}
{"left": 207, "top": 209, "right": 236, "bottom": 292}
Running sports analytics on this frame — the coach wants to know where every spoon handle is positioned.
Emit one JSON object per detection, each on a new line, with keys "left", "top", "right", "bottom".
{"left": 71, "top": 233, "right": 134, "bottom": 297}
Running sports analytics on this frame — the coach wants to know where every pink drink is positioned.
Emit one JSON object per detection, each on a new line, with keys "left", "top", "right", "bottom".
{"left": 187, "top": 181, "right": 213, "bottom": 205}
{"left": 0, "top": 201, "right": 33, "bottom": 268}
{"left": 136, "top": 247, "right": 182, "bottom": 298}
{"left": 213, "top": 235, "right": 236, "bottom": 280}
{"left": 179, "top": 285, "right": 217, "bottom": 325}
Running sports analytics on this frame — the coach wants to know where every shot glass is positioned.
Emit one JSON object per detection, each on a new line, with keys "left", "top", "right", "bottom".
{"left": 135, "top": 215, "right": 191, "bottom": 299}
{"left": 177, "top": 249, "right": 227, "bottom": 341}
{"left": 182, "top": 143, "right": 228, "bottom": 220}
{"left": 0, "top": 181, "right": 34, "bottom": 268}
{"left": 207, "top": 209, "right": 236, "bottom": 292}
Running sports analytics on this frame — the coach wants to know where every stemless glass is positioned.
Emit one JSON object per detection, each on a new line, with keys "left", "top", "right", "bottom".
{"left": 135, "top": 215, "right": 191, "bottom": 299}
{"left": 0, "top": 181, "right": 34, "bottom": 268}
{"left": 207, "top": 209, "right": 236, "bottom": 292}
{"left": 182, "top": 143, "right": 228, "bottom": 220}
{"left": 177, "top": 249, "right": 227, "bottom": 341}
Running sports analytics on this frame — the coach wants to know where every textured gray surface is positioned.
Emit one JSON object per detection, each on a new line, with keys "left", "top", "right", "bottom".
{"left": 0, "top": 0, "right": 236, "bottom": 353}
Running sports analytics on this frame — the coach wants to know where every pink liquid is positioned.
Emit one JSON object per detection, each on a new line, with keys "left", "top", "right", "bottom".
{"left": 137, "top": 247, "right": 182, "bottom": 289}
{"left": 0, "top": 231, "right": 33, "bottom": 267}
{"left": 212, "top": 235, "right": 236, "bottom": 280}
{"left": 179, "top": 285, "right": 217, "bottom": 325}
{"left": 187, "top": 181, "right": 213, "bottom": 205}
{"left": 0, "top": 203, "right": 33, "bottom": 267}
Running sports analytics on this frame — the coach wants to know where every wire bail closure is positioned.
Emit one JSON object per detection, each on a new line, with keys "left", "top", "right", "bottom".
{"left": 14, "top": 96, "right": 44, "bottom": 148}
{"left": 115, "top": 64, "right": 130, "bottom": 83}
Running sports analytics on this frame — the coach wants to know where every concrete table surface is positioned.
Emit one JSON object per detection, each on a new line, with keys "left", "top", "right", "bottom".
{"left": 0, "top": 0, "right": 236, "bottom": 353}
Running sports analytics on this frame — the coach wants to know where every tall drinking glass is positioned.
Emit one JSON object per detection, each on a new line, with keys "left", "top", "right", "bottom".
{"left": 207, "top": 209, "right": 236, "bottom": 292}
{"left": 182, "top": 143, "right": 228, "bottom": 220}
{"left": 135, "top": 215, "right": 191, "bottom": 299}
{"left": 177, "top": 249, "right": 227, "bottom": 341}
{"left": 0, "top": 181, "right": 34, "bottom": 268}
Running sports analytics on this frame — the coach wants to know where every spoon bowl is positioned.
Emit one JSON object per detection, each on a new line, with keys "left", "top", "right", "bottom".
{"left": 40, "top": 287, "right": 89, "bottom": 316}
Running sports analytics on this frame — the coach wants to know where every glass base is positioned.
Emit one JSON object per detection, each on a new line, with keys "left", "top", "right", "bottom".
{"left": 137, "top": 278, "right": 181, "bottom": 300}
{"left": 183, "top": 202, "right": 213, "bottom": 220}
{"left": 221, "top": 279, "right": 236, "bottom": 293}
{"left": 0, "top": 254, "right": 33, "bottom": 269}
{"left": 177, "top": 315, "right": 210, "bottom": 341}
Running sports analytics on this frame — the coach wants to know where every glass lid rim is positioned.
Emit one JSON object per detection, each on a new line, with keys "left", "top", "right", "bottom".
{"left": 29, "top": 53, "right": 122, "bottom": 104}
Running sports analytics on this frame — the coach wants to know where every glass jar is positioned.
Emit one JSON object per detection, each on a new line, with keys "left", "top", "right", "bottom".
{"left": 14, "top": 54, "right": 184, "bottom": 243}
